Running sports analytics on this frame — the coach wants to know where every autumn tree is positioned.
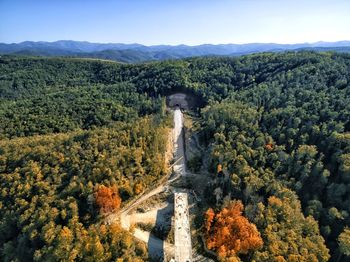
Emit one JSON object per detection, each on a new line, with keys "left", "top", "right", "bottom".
{"left": 133, "top": 181, "right": 144, "bottom": 195}
{"left": 338, "top": 227, "right": 350, "bottom": 261}
{"left": 252, "top": 190, "right": 330, "bottom": 262}
{"left": 95, "top": 185, "right": 121, "bottom": 214}
{"left": 204, "top": 200, "right": 263, "bottom": 259}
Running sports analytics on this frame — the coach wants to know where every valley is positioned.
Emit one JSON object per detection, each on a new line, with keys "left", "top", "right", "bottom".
{"left": 113, "top": 105, "right": 207, "bottom": 261}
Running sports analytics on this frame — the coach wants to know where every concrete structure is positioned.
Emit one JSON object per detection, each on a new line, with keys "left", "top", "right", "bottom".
{"left": 174, "top": 192, "right": 192, "bottom": 262}
{"left": 167, "top": 93, "right": 190, "bottom": 109}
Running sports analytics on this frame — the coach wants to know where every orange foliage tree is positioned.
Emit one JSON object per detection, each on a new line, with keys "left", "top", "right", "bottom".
{"left": 265, "top": 143, "right": 274, "bottom": 151}
{"left": 204, "top": 200, "right": 263, "bottom": 258}
{"left": 95, "top": 185, "right": 121, "bottom": 214}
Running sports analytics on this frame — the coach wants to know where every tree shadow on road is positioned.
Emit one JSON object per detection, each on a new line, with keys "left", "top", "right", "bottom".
{"left": 148, "top": 199, "right": 174, "bottom": 261}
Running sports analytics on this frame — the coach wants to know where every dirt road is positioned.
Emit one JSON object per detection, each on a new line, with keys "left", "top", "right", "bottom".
{"left": 106, "top": 108, "right": 211, "bottom": 261}
{"left": 173, "top": 108, "right": 186, "bottom": 178}
{"left": 113, "top": 108, "right": 185, "bottom": 260}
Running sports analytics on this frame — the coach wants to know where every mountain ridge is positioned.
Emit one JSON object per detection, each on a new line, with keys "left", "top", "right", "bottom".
{"left": 1, "top": 40, "right": 350, "bottom": 63}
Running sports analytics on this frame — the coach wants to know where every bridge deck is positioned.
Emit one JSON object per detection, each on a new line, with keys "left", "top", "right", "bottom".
{"left": 174, "top": 192, "right": 192, "bottom": 262}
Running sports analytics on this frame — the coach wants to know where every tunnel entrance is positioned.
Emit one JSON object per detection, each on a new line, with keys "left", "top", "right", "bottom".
{"left": 166, "top": 92, "right": 203, "bottom": 110}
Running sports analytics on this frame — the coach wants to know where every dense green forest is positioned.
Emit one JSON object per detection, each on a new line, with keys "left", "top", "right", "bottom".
{"left": 1, "top": 52, "right": 350, "bottom": 261}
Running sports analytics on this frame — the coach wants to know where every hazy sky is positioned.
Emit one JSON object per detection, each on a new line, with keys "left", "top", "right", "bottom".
{"left": 1, "top": 0, "right": 349, "bottom": 45}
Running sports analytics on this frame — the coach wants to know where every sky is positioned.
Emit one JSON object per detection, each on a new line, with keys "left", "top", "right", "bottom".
{"left": 0, "top": 0, "right": 349, "bottom": 45}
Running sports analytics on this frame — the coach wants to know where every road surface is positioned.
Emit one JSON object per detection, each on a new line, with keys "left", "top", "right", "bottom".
{"left": 173, "top": 107, "right": 186, "bottom": 178}
{"left": 174, "top": 192, "right": 192, "bottom": 262}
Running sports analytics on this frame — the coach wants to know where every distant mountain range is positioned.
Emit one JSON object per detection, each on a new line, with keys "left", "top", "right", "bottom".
{"left": 1, "top": 40, "right": 350, "bottom": 63}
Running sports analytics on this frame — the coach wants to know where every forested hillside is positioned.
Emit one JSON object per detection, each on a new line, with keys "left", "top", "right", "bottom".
{"left": 1, "top": 52, "right": 350, "bottom": 261}
{"left": 0, "top": 119, "right": 169, "bottom": 261}
{"left": 0, "top": 56, "right": 171, "bottom": 261}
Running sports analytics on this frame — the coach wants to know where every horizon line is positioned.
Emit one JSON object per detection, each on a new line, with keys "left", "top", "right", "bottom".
{"left": 1, "top": 39, "right": 350, "bottom": 47}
